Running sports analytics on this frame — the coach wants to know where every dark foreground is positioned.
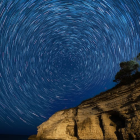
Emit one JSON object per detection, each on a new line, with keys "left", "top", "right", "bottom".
{"left": 0, "top": 134, "right": 30, "bottom": 140}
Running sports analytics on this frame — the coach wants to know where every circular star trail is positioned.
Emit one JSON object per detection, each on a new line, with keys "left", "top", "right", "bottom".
{"left": 0, "top": 0, "right": 140, "bottom": 134}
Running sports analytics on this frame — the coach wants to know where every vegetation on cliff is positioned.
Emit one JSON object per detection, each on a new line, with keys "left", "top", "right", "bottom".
{"left": 113, "top": 53, "right": 140, "bottom": 85}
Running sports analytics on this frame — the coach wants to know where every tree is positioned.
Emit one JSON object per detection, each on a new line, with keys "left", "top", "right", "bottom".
{"left": 113, "top": 59, "right": 139, "bottom": 84}
{"left": 128, "top": 60, "right": 139, "bottom": 74}
{"left": 113, "top": 68, "right": 132, "bottom": 84}
{"left": 113, "top": 52, "right": 140, "bottom": 85}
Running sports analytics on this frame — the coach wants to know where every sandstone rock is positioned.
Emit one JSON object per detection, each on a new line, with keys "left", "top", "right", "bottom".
{"left": 28, "top": 135, "right": 37, "bottom": 140}
{"left": 29, "top": 78, "right": 140, "bottom": 140}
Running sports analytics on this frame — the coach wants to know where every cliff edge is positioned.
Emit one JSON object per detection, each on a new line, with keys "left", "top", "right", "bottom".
{"left": 29, "top": 78, "right": 140, "bottom": 140}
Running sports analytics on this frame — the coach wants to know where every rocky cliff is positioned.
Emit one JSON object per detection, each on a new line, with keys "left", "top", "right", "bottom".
{"left": 28, "top": 78, "right": 140, "bottom": 140}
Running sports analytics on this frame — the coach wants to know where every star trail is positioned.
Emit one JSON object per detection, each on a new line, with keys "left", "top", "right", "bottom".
{"left": 0, "top": 0, "right": 140, "bottom": 135}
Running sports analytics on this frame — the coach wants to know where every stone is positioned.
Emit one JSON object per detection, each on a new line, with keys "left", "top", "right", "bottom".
{"left": 28, "top": 135, "right": 37, "bottom": 140}
{"left": 29, "top": 78, "right": 140, "bottom": 140}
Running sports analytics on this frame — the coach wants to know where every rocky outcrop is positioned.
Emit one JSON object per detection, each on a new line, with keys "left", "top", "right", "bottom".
{"left": 28, "top": 135, "right": 37, "bottom": 140}
{"left": 29, "top": 78, "right": 140, "bottom": 140}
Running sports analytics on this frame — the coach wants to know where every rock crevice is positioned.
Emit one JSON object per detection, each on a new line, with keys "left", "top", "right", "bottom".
{"left": 98, "top": 115, "right": 105, "bottom": 138}
{"left": 74, "top": 108, "right": 79, "bottom": 139}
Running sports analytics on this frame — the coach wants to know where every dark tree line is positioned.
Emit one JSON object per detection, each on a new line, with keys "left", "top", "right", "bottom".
{"left": 113, "top": 53, "right": 140, "bottom": 85}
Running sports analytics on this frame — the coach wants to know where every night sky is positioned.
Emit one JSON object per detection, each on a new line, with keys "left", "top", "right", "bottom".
{"left": 0, "top": 0, "right": 140, "bottom": 136}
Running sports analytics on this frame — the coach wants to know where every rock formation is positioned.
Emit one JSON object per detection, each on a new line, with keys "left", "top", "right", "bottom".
{"left": 28, "top": 78, "right": 140, "bottom": 140}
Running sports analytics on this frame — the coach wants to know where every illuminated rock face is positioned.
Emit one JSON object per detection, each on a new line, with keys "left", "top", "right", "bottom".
{"left": 29, "top": 78, "right": 140, "bottom": 140}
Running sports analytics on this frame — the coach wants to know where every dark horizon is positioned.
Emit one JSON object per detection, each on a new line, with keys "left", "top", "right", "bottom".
{"left": 0, "top": 134, "right": 30, "bottom": 136}
{"left": 0, "top": 134, "right": 30, "bottom": 140}
{"left": 0, "top": 0, "right": 140, "bottom": 136}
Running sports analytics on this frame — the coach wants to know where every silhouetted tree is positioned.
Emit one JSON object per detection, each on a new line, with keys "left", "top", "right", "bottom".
{"left": 128, "top": 60, "right": 139, "bottom": 74}
{"left": 113, "top": 56, "right": 140, "bottom": 85}
{"left": 113, "top": 68, "right": 132, "bottom": 84}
